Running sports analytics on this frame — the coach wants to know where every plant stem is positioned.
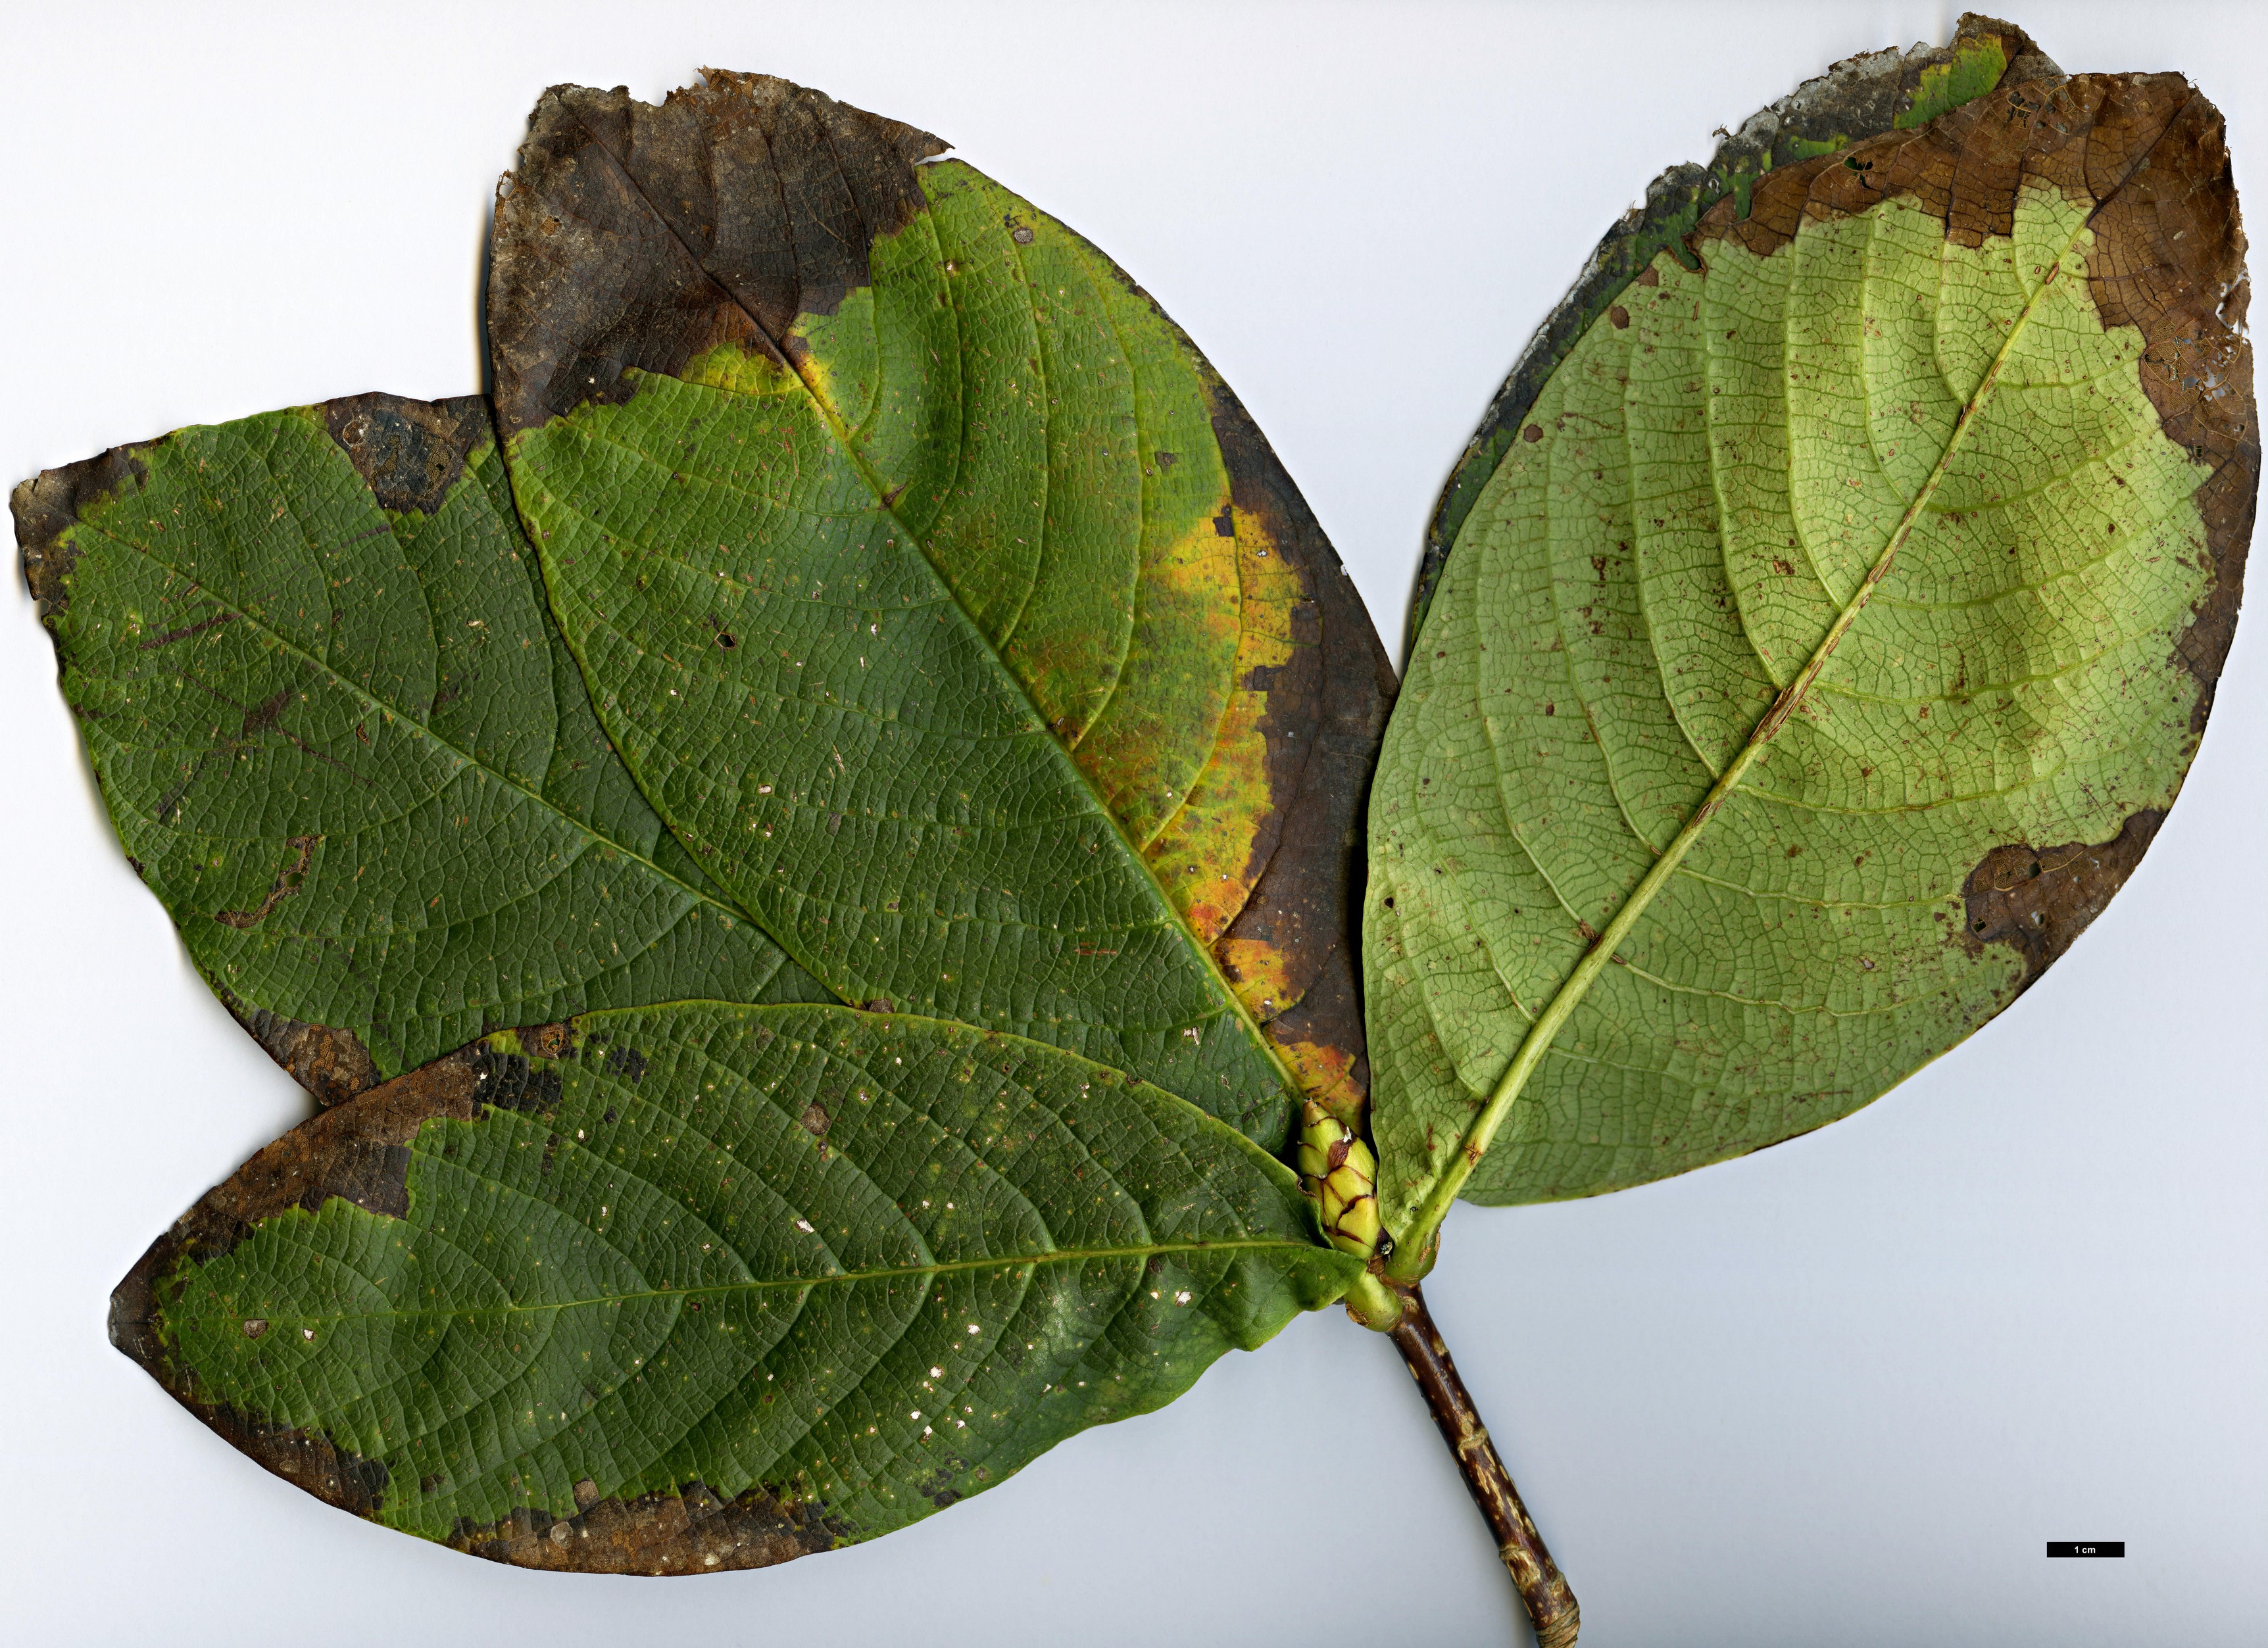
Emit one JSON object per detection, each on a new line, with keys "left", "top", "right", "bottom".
{"left": 1386, "top": 1279, "right": 1579, "bottom": 1646}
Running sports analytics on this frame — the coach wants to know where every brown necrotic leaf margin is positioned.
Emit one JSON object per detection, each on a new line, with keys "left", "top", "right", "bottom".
{"left": 487, "top": 70, "right": 947, "bottom": 436}
{"left": 1690, "top": 64, "right": 2254, "bottom": 992}
{"left": 110, "top": 1048, "right": 487, "bottom": 1528}
{"left": 1415, "top": 22, "right": 2250, "bottom": 1048}
{"left": 1412, "top": 13, "right": 2063, "bottom": 650}
{"left": 109, "top": 1034, "right": 841, "bottom": 1574}
{"left": 14, "top": 394, "right": 504, "bottom": 1110}
{"left": 1204, "top": 375, "right": 1396, "bottom": 1123}
{"left": 487, "top": 71, "right": 1396, "bottom": 1134}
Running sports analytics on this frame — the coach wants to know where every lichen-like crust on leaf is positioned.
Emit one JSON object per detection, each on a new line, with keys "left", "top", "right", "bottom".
{"left": 1368, "top": 64, "right": 2253, "bottom": 1224}
{"left": 486, "top": 73, "right": 1394, "bottom": 1153}
{"left": 111, "top": 1004, "right": 1356, "bottom": 1571}
{"left": 14, "top": 397, "right": 829, "bottom": 1102}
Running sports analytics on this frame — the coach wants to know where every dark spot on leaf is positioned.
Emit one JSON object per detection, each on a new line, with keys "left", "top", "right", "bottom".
{"left": 476, "top": 1051, "right": 564, "bottom": 1116}
{"left": 136, "top": 610, "right": 235, "bottom": 650}
{"left": 1955, "top": 810, "right": 2165, "bottom": 993}
{"left": 215, "top": 835, "right": 319, "bottom": 931}
{"left": 240, "top": 688, "right": 291, "bottom": 739}
{"left": 519, "top": 1021, "right": 581, "bottom": 1061}
{"left": 324, "top": 393, "right": 486, "bottom": 516}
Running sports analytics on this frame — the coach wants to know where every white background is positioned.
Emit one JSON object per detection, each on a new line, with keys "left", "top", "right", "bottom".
{"left": 2, "top": 3, "right": 2261, "bottom": 1643}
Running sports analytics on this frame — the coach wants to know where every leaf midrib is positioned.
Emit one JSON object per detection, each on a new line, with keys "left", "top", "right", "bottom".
{"left": 173, "top": 1235, "right": 1312, "bottom": 1328}
{"left": 71, "top": 502, "right": 763, "bottom": 945}
{"left": 559, "top": 117, "right": 1299, "bottom": 1106}
{"left": 1388, "top": 165, "right": 2163, "bottom": 1270}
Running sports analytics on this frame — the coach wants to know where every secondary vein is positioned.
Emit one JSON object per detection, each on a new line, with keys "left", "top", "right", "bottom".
{"left": 1389, "top": 206, "right": 2099, "bottom": 1275}
{"left": 562, "top": 120, "right": 1302, "bottom": 1112}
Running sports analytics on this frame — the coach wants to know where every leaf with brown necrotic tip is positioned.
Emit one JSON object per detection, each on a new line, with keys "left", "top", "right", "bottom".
{"left": 485, "top": 72, "right": 1395, "bottom": 1153}
{"left": 111, "top": 1002, "right": 1356, "bottom": 1570}
{"left": 1368, "top": 22, "right": 2254, "bottom": 1241}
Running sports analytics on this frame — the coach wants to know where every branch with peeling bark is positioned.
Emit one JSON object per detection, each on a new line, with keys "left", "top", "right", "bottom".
{"left": 1371, "top": 1280, "right": 1580, "bottom": 1647}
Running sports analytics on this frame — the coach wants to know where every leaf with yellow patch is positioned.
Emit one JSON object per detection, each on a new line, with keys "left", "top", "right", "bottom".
{"left": 487, "top": 72, "right": 1394, "bottom": 1151}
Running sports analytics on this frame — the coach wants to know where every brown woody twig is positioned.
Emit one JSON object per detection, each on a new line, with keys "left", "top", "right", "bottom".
{"left": 1385, "top": 1278, "right": 1579, "bottom": 1647}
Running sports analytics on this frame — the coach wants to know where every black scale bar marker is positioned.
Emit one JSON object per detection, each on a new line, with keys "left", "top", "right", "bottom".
{"left": 2046, "top": 1542, "right": 2125, "bottom": 1558}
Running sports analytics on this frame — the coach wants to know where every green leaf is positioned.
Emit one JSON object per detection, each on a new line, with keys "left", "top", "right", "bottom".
{"left": 1894, "top": 30, "right": 2009, "bottom": 129}
{"left": 1368, "top": 65, "right": 2254, "bottom": 1238}
{"left": 1412, "top": 14, "right": 2059, "bottom": 659}
{"left": 485, "top": 73, "right": 1395, "bottom": 1150}
{"left": 14, "top": 395, "right": 830, "bottom": 1102}
{"left": 111, "top": 1002, "right": 1357, "bottom": 1571}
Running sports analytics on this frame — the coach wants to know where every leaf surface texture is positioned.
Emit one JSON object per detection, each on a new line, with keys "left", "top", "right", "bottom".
{"left": 1368, "top": 71, "right": 2254, "bottom": 1224}
{"left": 487, "top": 74, "right": 1394, "bottom": 1149}
{"left": 114, "top": 1002, "right": 1356, "bottom": 1570}
{"left": 15, "top": 397, "right": 827, "bottom": 1100}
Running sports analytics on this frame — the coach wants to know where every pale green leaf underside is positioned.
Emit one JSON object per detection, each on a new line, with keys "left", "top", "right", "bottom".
{"left": 43, "top": 408, "right": 826, "bottom": 1080}
{"left": 509, "top": 164, "right": 1302, "bottom": 1148}
{"left": 159, "top": 1003, "right": 1354, "bottom": 1549}
{"left": 1368, "top": 182, "right": 2211, "bottom": 1221}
